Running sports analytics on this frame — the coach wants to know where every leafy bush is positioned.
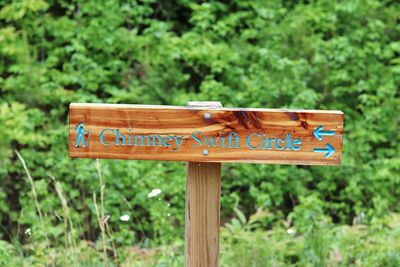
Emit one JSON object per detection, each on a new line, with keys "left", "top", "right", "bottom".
{"left": 0, "top": 0, "right": 399, "bottom": 265}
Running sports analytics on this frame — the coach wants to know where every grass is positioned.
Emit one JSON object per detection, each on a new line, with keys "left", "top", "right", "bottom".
{"left": 4, "top": 151, "right": 400, "bottom": 266}
{"left": 50, "top": 174, "right": 78, "bottom": 266}
{"left": 2, "top": 220, "right": 400, "bottom": 266}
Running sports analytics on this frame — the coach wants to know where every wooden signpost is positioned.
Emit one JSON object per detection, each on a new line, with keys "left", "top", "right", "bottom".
{"left": 69, "top": 101, "right": 343, "bottom": 266}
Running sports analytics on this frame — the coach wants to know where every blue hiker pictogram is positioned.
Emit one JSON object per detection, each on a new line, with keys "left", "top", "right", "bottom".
{"left": 74, "top": 122, "right": 91, "bottom": 148}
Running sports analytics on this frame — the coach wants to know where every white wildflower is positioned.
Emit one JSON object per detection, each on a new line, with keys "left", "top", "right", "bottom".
{"left": 120, "top": 215, "right": 130, "bottom": 222}
{"left": 148, "top": 188, "right": 162, "bottom": 198}
{"left": 25, "top": 228, "right": 31, "bottom": 235}
{"left": 287, "top": 228, "right": 296, "bottom": 234}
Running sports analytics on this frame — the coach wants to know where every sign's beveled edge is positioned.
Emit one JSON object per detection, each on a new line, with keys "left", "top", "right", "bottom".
{"left": 69, "top": 103, "right": 344, "bottom": 115}
{"left": 68, "top": 152, "right": 342, "bottom": 166}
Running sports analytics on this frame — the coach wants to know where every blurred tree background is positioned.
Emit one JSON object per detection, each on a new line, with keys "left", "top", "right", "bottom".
{"left": 0, "top": 0, "right": 399, "bottom": 266}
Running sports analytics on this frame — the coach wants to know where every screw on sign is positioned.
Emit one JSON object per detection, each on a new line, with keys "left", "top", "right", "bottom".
{"left": 69, "top": 101, "right": 344, "bottom": 267}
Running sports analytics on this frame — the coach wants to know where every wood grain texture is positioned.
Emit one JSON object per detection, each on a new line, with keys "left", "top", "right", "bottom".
{"left": 68, "top": 103, "right": 344, "bottom": 165}
{"left": 185, "top": 162, "right": 221, "bottom": 267}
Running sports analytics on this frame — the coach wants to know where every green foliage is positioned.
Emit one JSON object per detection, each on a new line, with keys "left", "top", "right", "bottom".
{"left": 0, "top": 240, "right": 16, "bottom": 267}
{"left": 0, "top": 0, "right": 399, "bottom": 265}
{"left": 221, "top": 211, "right": 400, "bottom": 267}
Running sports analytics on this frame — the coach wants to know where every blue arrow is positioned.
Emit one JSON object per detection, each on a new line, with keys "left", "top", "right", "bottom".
{"left": 313, "top": 126, "right": 336, "bottom": 141}
{"left": 313, "top": 143, "right": 335, "bottom": 158}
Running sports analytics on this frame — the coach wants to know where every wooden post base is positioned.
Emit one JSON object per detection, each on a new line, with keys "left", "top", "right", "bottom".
{"left": 185, "top": 162, "right": 221, "bottom": 267}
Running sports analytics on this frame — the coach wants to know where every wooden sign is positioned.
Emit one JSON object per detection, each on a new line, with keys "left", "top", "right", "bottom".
{"left": 69, "top": 103, "right": 343, "bottom": 165}
{"left": 68, "top": 101, "right": 344, "bottom": 267}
